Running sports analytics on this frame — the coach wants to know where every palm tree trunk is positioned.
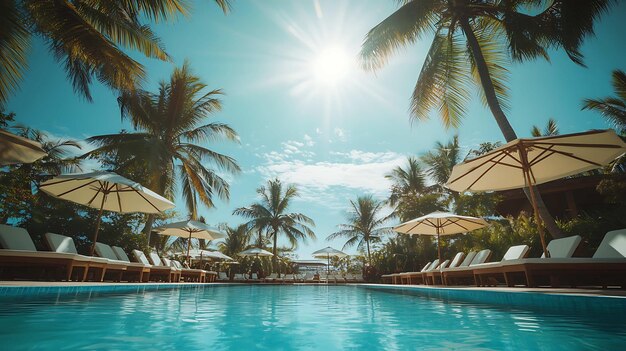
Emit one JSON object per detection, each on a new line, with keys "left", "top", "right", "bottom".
{"left": 460, "top": 18, "right": 564, "bottom": 239}
{"left": 365, "top": 237, "right": 372, "bottom": 266}
{"left": 141, "top": 214, "right": 155, "bottom": 245}
{"left": 272, "top": 226, "right": 278, "bottom": 275}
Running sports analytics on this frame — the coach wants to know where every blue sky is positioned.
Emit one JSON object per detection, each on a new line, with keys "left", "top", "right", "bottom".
{"left": 5, "top": 0, "right": 626, "bottom": 259}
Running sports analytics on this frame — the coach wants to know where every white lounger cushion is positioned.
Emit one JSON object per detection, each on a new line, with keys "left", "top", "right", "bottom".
{"left": 132, "top": 250, "right": 152, "bottom": 265}
{"left": 593, "top": 229, "right": 626, "bottom": 258}
{"left": 459, "top": 251, "right": 477, "bottom": 267}
{"left": 543, "top": 235, "right": 581, "bottom": 258}
{"left": 45, "top": 232, "right": 78, "bottom": 254}
{"left": 0, "top": 224, "right": 37, "bottom": 251}
{"left": 94, "top": 242, "right": 119, "bottom": 260}
{"left": 449, "top": 252, "right": 465, "bottom": 268}
{"left": 111, "top": 246, "right": 131, "bottom": 262}
{"left": 148, "top": 252, "right": 166, "bottom": 266}
{"left": 437, "top": 260, "right": 450, "bottom": 271}
{"left": 0, "top": 249, "right": 91, "bottom": 261}
{"left": 425, "top": 259, "right": 440, "bottom": 272}
{"left": 503, "top": 245, "right": 530, "bottom": 261}
{"left": 420, "top": 261, "right": 432, "bottom": 272}
{"left": 469, "top": 249, "right": 492, "bottom": 266}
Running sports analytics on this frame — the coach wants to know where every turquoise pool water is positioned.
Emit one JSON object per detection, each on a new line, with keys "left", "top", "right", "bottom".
{"left": 1, "top": 285, "right": 625, "bottom": 350}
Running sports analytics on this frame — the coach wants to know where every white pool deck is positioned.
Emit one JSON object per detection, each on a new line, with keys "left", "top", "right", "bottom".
{"left": 1, "top": 281, "right": 625, "bottom": 297}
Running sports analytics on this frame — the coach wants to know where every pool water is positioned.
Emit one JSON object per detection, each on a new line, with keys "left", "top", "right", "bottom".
{"left": 1, "top": 285, "right": 625, "bottom": 350}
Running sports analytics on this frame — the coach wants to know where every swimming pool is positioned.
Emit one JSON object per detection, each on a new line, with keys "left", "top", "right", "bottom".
{"left": 1, "top": 285, "right": 625, "bottom": 350}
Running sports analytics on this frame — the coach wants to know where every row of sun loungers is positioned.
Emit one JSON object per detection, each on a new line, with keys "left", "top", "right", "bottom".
{"left": 382, "top": 229, "right": 626, "bottom": 288}
{"left": 0, "top": 224, "right": 217, "bottom": 283}
{"left": 219, "top": 272, "right": 365, "bottom": 283}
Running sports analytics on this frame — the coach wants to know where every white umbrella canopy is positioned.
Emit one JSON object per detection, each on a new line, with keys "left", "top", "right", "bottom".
{"left": 0, "top": 130, "right": 47, "bottom": 165}
{"left": 312, "top": 246, "right": 348, "bottom": 274}
{"left": 238, "top": 248, "right": 274, "bottom": 257}
{"left": 394, "top": 211, "right": 488, "bottom": 261}
{"left": 446, "top": 129, "right": 626, "bottom": 256}
{"left": 177, "top": 249, "right": 234, "bottom": 261}
{"left": 446, "top": 130, "right": 625, "bottom": 192}
{"left": 40, "top": 171, "right": 175, "bottom": 255}
{"left": 155, "top": 221, "right": 226, "bottom": 266}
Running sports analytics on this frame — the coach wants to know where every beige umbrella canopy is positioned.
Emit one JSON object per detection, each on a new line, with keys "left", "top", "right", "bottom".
{"left": 238, "top": 247, "right": 274, "bottom": 257}
{"left": 312, "top": 246, "right": 348, "bottom": 274}
{"left": 0, "top": 130, "right": 47, "bottom": 165}
{"left": 155, "top": 221, "right": 226, "bottom": 266}
{"left": 40, "top": 171, "right": 176, "bottom": 255}
{"left": 394, "top": 211, "right": 488, "bottom": 261}
{"left": 446, "top": 129, "right": 626, "bottom": 256}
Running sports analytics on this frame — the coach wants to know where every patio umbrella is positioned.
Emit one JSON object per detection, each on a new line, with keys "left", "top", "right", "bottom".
{"left": 39, "top": 171, "right": 175, "bottom": 255}
{"left": 394, "top": 211, "right": 488, "bottom": 261}
{"left": 177, "top": 249, "right": 234, "bottom": 261}
{"left": 312, "top": 246, "right": 348, "bottom": 275}
{"left": 0, "top": 130, "right": 47, "bottom": 165}
{"left": 155, "top": 221, "right": 226, "bottom": 266}
{"left": 446, "top": 129, "right": 626, "bottom": 256}
{"left": 238, "top": 247, "right": 274, "bottom": 258}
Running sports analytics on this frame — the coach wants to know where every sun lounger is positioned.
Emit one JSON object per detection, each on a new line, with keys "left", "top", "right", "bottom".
{"left": 424, "top": 259, "right": 451, "bottom": 285}
{"left": 217, "top": 271, "right": 229, "bottom": 281}
{"left": 486, "top": 232, "right": 626, "bottom": 288}
{"left": 93, "top": 241, "right": 152, "bottom": 282}
{"left": 164, "top": 258, "right": 205, "bottom": 283}
{"left": 110, "top": 245, "right": 151, "bottom": 282}
{"left": 264, "top": 273, "right": 279, "bottom": 282}
{"left": 280, "top": 274, "right": 296, "bottom": 284}
{"left": 301, "top": 272, "right": 318, "bottom": 283}
{"left": 468, "top": 236, "right": 581, "bottom": 287}
{"left": 44, "top": 232, "right": 113, "bottom": 281}
{"left": 132, "top": 250, "right": 173, "bottom": 282}
{"left": 233, "top": 273, "right": 248, "bottom": 281}
{"left": 404, "top": 259, "right": 441, "bottom": 285}
{"left": 442, "top": 250, "right": 492, "bottom": 285}
{"left": 0, "top": 225, "right": 95, "bottom": 281}
{"left": 147, "top": 252, "right": 180, "bottom": 282}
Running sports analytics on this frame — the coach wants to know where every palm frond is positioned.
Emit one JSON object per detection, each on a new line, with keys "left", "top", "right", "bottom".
{"left": 0, "top": 0, "right": 30, "bottom": 107}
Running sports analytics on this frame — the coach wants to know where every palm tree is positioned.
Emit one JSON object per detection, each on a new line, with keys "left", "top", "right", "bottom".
{"left": 219, "top": 224, "right": 252, "bottom": 258}
{"left": 385, "top": 156, "right": 427, "bottom": 208}
{"left": 360, "top": 0, "right": 611, "bottom": 238}
{"left": 233, "top": 179, "right": 316, "bottom": 271}
{"left": 328, "top": 195, "right": 393, "bottom": 265}
{"left": 583, "top": 69, "right": 626, "bottom": 134}
{"left": 86, "top": 63, "right": 240, "bottom": 236}
{"left": 0, "top": 0, "right": 231, "bottom": 107}
{"left": 421, "top": 135, "right": 460, "bottom": 190}
{"left": 531, "top": 118, "right": 559, "bottom": 137}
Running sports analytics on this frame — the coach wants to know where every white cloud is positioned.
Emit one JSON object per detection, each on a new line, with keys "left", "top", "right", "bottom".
{"left": 333, "top": 127, "right": 347, "bottom": 141}
{"left": 256, "top": 147, "right": 405, "bottom": 209}
{"left": 303, "top": 134, "right": 315, "bottom": 146}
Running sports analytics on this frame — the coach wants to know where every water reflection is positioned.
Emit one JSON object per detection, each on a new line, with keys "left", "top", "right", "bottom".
{"left": 0, "top": 285, "right": 624, "bottom": 350}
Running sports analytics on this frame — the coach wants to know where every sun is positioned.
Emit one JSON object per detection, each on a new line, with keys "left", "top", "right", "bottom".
{"left": 311, "top": 46, "right": 353, "bottom": 86}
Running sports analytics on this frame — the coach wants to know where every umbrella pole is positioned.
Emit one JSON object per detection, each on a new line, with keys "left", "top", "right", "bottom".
{"left": 187, "top": 231, "right": 192, "bottom": 267}
{"left": 89, "top": 197, "right": 107, "bottom": 256}
{"left": 327, "top": 254, "right": 330, "bottom": 275}
{"left": 520, "top": 158, "right": 549, "bottom": 257}
{"left": 436, "top": 226, "right": 442, "bottom": 262}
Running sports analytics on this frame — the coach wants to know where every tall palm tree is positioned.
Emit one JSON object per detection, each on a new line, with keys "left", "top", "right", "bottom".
{"left": 328, "top": 195, "right": 393, "bottom": 265}
{"left": 360, "top": 0, "right": 611, "bottom": 238}
{"left": 531, "top": 118, "right": 559, "bottom": 137}
{"left": 86, "top": 63, "right": 240, "bottom": 235}
{"left": 0, "top": 0, "right": 231, "bottom": 107}
{"left": 583, "top": 69, "right": 626, "bottom": 134}
{"left": 233, "top": 178, "right": 316, "bottom": 270}
{"left": 421, "top": 135, "right": 460, "bottom": 190}
{"left": 385, "top": 156, "right": 427, "bottom": 208}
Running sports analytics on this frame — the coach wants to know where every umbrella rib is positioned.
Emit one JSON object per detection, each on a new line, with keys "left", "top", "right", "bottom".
{"left": 39, "top": 177, "right": 83, "bottom": 188}
{"left": 466, "top": 152, "right": 511, "bottom": 190}
{"left": 131, "top": 187, "right": 163, "bottom": 213}
{"left": 115, "top": 183, "right": 123, "bottom": 213}
{"left": 530, "top": 145, "right": 603, "bottom": 167}
{"left": 54, "top": 179, "right": 99, "bottom": 198}
{"left": 528, "top": 146, "right": 556, "bottom": 167}
{"left": 532, "top": 141, "right": 623, "bottom": 149}
{"left": 85, "top": 181, "right": 105, "bottom": 207}
{"left": 448, "top": 150, "right": 512, "bottom": 186}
